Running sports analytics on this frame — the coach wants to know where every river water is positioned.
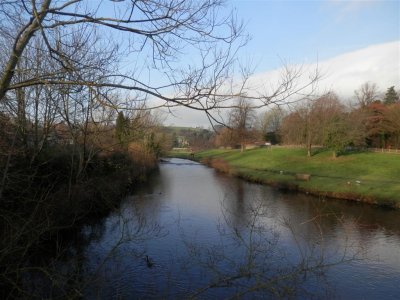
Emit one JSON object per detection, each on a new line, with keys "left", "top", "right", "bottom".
{"left": 78, "top": 158, "right": 400, "bottom": 299}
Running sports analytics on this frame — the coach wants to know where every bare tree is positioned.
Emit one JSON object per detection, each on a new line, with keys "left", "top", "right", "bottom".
{"left": 258, "top": 106, "right": 286, "bottom": 143}
{"left": 280, "top": 92, "right": 344, "bottom": 156}
{"left": 383, "top": 103, "right": 400, "bottom": 148}
{"left": 1, "top": 1, "right": 239, "bottom": 107}
{"left": 0, "top": 0, "right": 320, "bottom": 125}
{"left": 228, "top": 97, "right": 258, "bottom": 152}
{"left": 280, "top": 109, "right": 305, "bottom": 145}
{"left": 354, "top": 82, "right": 379, "bottom": 108}
{"left": 0, "top": 3, "right": 321, "bottom": 296}
{"left": 214, "top": 127, "right": 236, "bottom": 149}
{"left": 182, "top": 197, "right": 360, "bottom": 299}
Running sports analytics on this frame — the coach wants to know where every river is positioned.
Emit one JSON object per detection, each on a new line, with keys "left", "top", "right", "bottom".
{"left": 72, "top": 158, "right": 400, "bottom": 299}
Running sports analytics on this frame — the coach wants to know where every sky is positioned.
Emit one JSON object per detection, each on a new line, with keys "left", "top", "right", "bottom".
{"left": 163, "top": 0, "right": 400, "bottom": 128}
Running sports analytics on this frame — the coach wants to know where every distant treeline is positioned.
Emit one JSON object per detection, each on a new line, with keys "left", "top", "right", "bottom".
{"left": 214, "top": 84, "right": 400, "bottom": 157}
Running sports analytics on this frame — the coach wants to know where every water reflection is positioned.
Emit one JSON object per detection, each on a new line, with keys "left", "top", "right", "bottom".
{"left": 76, "top": 158, "right": 400, "bottom": 299}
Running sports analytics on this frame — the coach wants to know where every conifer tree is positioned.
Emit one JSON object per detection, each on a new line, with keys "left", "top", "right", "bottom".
{"left": 116, "top": 111, "right": 129, "bottom": 145}
{"left": 383, "top": 86, "right": 399, "bottom": 105}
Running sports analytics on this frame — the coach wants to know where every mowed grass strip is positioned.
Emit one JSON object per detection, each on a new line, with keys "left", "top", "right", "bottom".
{"left": 171, "top": 147, "right": 400, "bottom": 207}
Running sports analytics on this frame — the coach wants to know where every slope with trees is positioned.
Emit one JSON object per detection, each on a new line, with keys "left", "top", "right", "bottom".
{"left": 278, "top": 83, "right": 398, "bottom": 156}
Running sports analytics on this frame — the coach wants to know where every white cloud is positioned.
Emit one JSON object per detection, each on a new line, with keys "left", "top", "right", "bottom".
{"left": 316, "top": 40, "right": 399, "bottom": 97}
{"left": 244, "top": 40, "right": 399, "bottom": 99}
{"left": 163, "top": 106, "right": 213, "bottom": 128}
{"left": 165, "top": 40, "right": 400, "bottom": 127}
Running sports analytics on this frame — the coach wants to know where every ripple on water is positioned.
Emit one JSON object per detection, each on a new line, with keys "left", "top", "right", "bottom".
{"left": 81, "top": 158, "right": 400, "bottom": 299}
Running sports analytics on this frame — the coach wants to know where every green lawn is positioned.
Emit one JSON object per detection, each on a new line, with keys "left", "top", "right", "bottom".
{"left": 169, "top": 147, "right": 400, "bottom": 207}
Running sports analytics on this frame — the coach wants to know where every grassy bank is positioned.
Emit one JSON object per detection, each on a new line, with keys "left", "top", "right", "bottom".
{"left": 168, "top": 147, "right": 400, "bottom": 208}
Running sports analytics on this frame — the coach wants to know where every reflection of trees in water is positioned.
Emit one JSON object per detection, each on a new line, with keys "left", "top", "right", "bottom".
{"left": 176, "top": 196, "right": 361, "bottom": 299}
{"left": 54, "top": 194, "right": 356, "bottom": 299}
{"left": 16, "top": 197, "right": 166, "bottom": 299}
{"left": 19, "top": 173, "right": 397, "bottom": 299}
{"left": 17, "top": 220, "right": 107, "bottom": 298}
{"left": 229, "top": 179, "right": 247, "bottom": 228}
{"left": 259, "top": 187, "right": 400, "bottom": 247}
{"left": 131, "top": 168, "right": 164, "bottom": 196}
{"left": 83, "top": 209, "right": 167, "bottom": 298}
{"left": 214, "top": 176, "right": 258, "bottom": 229}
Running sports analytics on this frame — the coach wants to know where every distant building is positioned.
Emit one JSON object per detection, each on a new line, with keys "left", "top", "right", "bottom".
{"left": 176, "top": 135, "right": 190, "bottom": 148}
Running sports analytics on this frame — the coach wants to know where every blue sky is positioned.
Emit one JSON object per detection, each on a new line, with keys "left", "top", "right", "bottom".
{"left": 97, "top": 0, "right": 399, "bottom": 127}
{"left": 230, "top": 0, "right": 399, "bottom": 72}
{"left": 163, "top": 0, "right": 399, "bottom": 127}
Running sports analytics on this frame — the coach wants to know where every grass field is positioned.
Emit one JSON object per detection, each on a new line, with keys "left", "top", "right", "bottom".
{"left": 168, "top": 147, "right": 400, "bottom": 208}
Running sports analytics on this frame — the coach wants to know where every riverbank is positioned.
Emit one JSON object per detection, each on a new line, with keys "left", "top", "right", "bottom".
{"left": 0, "top": 150, "right": 158, "bottom": 299}
{"left": 168, "top": 147, "right": 400, "bottom": 208}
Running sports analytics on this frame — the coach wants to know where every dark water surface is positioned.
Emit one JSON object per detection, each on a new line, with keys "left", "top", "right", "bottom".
{"left": 79, "top": 158, "right": 400, "bottom": 299}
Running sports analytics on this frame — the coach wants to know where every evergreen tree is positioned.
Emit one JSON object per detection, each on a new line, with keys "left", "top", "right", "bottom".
{"left": 383, "top": 86, "right": 399, "bottom": 105}
{"left": 324, "top": 116, "right": 349, "bottom": 158}
{"left": 116, "top": 111, "right": 129, "bottom": 145}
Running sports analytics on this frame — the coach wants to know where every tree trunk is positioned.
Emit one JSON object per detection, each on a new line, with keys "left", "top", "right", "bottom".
{"left": 0, "top": 0, "right": 51, "bottom": 101}
{"left": 0, "top": 133, "right": 17, "bottom": 201}
{"left": 307, "top": 143, "right": 312, "bottom": 157}
{"left": 16, "top": 87, "right": 27, "bottom": 147}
